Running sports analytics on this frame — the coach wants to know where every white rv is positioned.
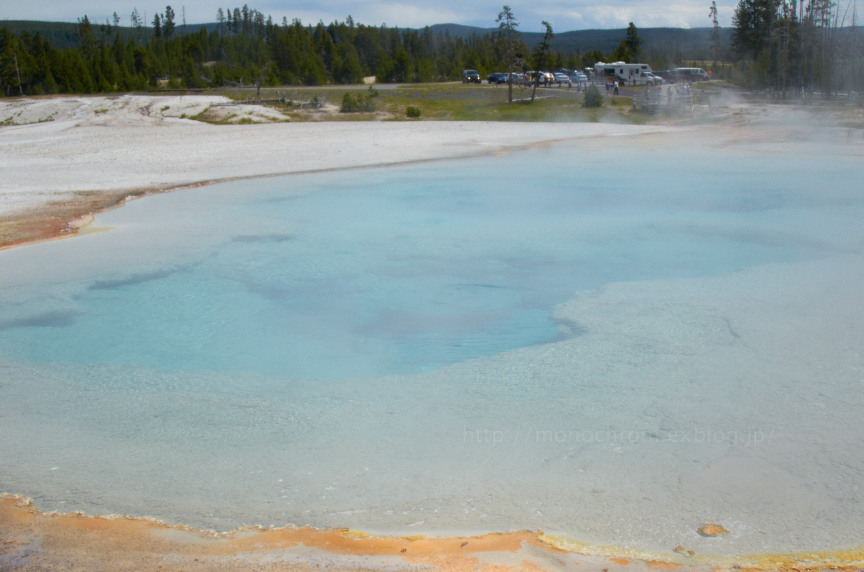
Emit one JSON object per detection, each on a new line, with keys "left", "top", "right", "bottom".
{"left": 593, "top": 61, "right": 661, "bottom": 86}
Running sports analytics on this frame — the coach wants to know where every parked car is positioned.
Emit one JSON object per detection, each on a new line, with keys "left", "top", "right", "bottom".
{"left": 654, "top": 70, "right": 678, "bottom": 83}
{"left": 506, "top": 72, "right": 525, "bottom": 85}
{"left": 462, "top": 69, "right": 481, "bottom": 83}
{"left": 553, "top": 72, "right": 572, "bottom": 86}
{"left": 643, "top": 72, "right": 665, "bottom": 85}
{"left": 527, "top": 71, "right": 554, "bottom": 85}
{"left": 569, "top": 71, "right": 588, "bottom": 83}
{"left": 675, "top": 67, "right": 710, "bottom": 82}
{"left": 487, "top": 72, "right": 508, "bottom": 84}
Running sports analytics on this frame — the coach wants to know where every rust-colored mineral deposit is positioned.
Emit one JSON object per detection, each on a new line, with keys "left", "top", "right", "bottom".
{"left": 697, "top": 523, "right": 730, "bottom": 537}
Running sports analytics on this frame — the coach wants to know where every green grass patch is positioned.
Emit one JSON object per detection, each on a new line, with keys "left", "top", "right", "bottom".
{"left": 191, "top": 83, "right": 645, "bottom": 124}
{"left": 373, "top": 83, "right": 640, "bottom": 123}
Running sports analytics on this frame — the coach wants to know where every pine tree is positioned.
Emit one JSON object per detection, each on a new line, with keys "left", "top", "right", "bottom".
{"left": 152, "top": 13, "right": 163, "bottom": 40}
{"left": 495, "top": 5, "right": 521, "bottom": 103}
{"left": 624, "top": 22, "right": 642, "bottom": 60}
{"left": 217, "top": 8, "right": 226, "bottom": 35}
{"left": 531, "top": 21, "right": 553, "bottom": 102}
{"left": 163, "top": 6, "right": 176, "bottom": 40}
{"left": 732, "top": 0, "right": 781, "bottom": 61}
{"left": 1, "top": 31, "right": 25, "bottom": 95}
{"left": 131, "top": 8, "right": 145, "bottom": 42}
{"left": 710, "top": 1, "right": 722, "bottom": 65}
{"left": 78, "top": 15, "right": 96, "bottom": 59}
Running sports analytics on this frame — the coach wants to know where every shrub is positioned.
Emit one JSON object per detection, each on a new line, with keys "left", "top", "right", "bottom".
{"left": 583, "top": 84, "right": 604, "bottom": 108}
{"left": 340, "top": 92, "right": 356, "bottom": 112}
{"left": 340, "top": 91, "right": 376, "bottom": 113}
{"left": 406, "top": 106, "right": 422, "bottom": 118}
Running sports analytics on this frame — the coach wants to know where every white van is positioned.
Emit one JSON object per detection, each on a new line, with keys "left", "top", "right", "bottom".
{"left": 674, "top": 67, "right": 710, "bottom": 82}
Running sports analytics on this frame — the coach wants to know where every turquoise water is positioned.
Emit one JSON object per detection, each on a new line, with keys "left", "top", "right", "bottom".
{"left": 1, "top": 132, "right": 863, "bottom": 555}
{"left": 0, "top": 142, "right": 817, "bottom": 379}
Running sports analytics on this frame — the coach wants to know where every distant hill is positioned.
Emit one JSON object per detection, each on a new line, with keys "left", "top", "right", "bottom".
{"left": 428, "top": 23, "right": 734, "bottom": 56}
{"left": 2, "top": 18, "right": 734, "bottom": 58}
{"left": 1, "top": 20, "right": 85, "bottom": 48}
{"left": 0, "top": 20, "right": 748, "bottom": 65}
{"left": 0, "top": 19, "right": 208, "bottom": 48}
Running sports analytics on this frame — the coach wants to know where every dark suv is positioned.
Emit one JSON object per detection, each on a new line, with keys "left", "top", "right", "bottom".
{"left": 462, "top": 69, "right": 480, "bottom": 83}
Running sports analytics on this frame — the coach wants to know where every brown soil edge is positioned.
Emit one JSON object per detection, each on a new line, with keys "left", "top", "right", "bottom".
{"left": 0, "top": 133, "right": 634, "bottom": 253}
{"left": 0, "top": 180, "right": 229, "bottom": 252}
{"left": 0, "top": 190, "right": 127, "bottom": 251}
{"left": 2, "top": 496, "right": 864, "bottom": 571}
{"left": 0, "top": 495, "right": 670, "bottom": 572}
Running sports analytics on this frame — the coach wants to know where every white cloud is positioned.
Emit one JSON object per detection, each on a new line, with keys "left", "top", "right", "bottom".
{"left": 356, "top": 3, "right": 469, "bottom": 28}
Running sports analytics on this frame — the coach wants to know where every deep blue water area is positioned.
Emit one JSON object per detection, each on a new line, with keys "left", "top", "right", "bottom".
{"left": 0, "top": 140, "right": 839, "bottom": 379}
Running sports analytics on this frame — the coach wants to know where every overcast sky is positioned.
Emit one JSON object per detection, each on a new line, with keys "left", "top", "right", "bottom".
{"left": 3, "top": 0, "right": 737, "bottom": 31}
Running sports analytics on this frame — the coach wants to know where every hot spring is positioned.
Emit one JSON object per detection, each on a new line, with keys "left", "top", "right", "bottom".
{"left": 1, "top": 127, "right": 863, "bottom": 556}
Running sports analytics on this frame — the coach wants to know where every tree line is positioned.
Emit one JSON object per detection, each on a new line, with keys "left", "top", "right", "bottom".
{"left": 2, "top": 2, "right": 861, "bottom": 98}
{"left": 0, "top": 5, "right": 601, "bottom": 97}
{"left": 0, "top": 4, "right": 715, "bottom": 98}
{"left": 731, "top": 0, "right": 863, "bottom": 93}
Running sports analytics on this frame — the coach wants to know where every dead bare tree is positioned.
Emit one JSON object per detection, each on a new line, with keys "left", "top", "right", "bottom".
{"left": 13, "top": 50, "right": 23, "bottom": 96}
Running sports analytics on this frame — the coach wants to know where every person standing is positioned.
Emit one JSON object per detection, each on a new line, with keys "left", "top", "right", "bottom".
{"left": 613, "top": 80, "right": 619, "bottom": 95}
